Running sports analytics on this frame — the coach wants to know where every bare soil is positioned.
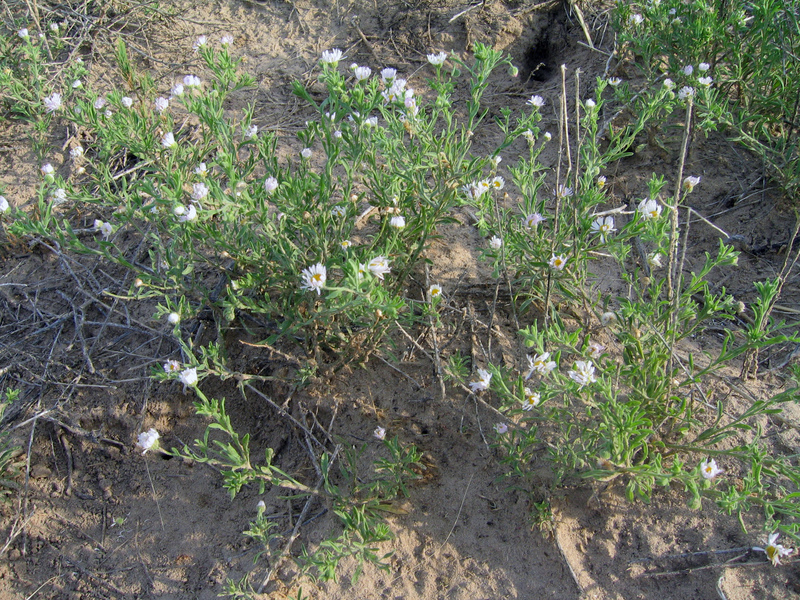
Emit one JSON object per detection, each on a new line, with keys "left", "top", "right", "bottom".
{"left": 1, "top": 1, "right": 799, "bottom": 599}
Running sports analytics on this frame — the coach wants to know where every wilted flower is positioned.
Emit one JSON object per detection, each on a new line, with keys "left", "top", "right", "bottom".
{"left": 195, "top": 163, "right": 207, "bottom": 177}
{"left": 179, "top": 367, "right": 198, "bottom": 387}
{"left": 600, "top": 311, "right": 616, "bottom": 326}
{"left": 137, "top": 428, "right": 160, "bottom": 454}
{"left": 301, "top": 148, "right": 312, "bottom": 159}
{"left": 429, "top": 284, "right": 442, "bottom": 299}
{"left": 193, "top": 35, "right": 207, "bottom": 51}
{"left": 354, "top": 65, "right": 372, "bottom": 80}
{"left": 648, "top": 253, "right": 664, "bottom": 269}
{"left": 168, "top": 312, "right": 180, "bottom": 324}
{"left": 121, "top": 96, "right": 133, "bottom": 108}
{"left": 163, "top": 359, "right": 181, "bottom": 373}
{"left": 300, "top": 263, "right": 326, "bottom": 295}
{"left": 183, "top": 75, "right": 201, "bottom": 87}
{"left": 373, "top": 426, "right": 386, "bottom": 440}
{"left": 264, "top": 176, "right": 278, "bottom": 193}
{"left": 93, "top": 219, "right": 113, "bottom": 240}
{"left": 52, "top": 188, "right": 67, "bottom": 205}
{"left": 527, "top": 95, "right": 545, "bottom": 108}
{"left": 628, "top": 13, "right": 643, "bottom": 25}
{"left": 41, "top": 163, "right": 55, "bottom": 177}
{"left": 245, "top": 124, "right": 258, "bottom": 139}
{"left": 663, "top": 78, "right": 675, "bottom": 90}
{"left": 523, "top": 212, "right": 546, "bottom": 229}
{"left": 587, "top": 341, "right": 605, "bottom": 359}
{"left": 320, "top": 48, "right": 343, "bottom": 64}
{"left": 493, "top": 422, "right": 508, "bottom": 434}
{"left": 492, "top": 155, "right": 502, "bottom": 167}
{"left": 521, "top": 388, "right": 541, "bottom": 410}
{"left": 525, "top": 352, "right": 557, "bottom": 379}
{"left": 161, "top": 132, "right": 176, "bottom": 148}
{"left": 427, "top": 51, "right": 448, "bottom": 66}
{"left": 330, "top": 205, "right": 346, "bottom": 218}
{"left": 43, "top": 93, "right": 62, "bottom": 113}
{"left": 0, "top": 197, "right": 8, "bottom": 213}
{"left": 700, "top": 458, "right": 722, "bottom": 480}
{"left": 489, "top": 235, "right": 503, "bottom": 249}
{"left": 683, "top": 176, "right": 701, "bottom": 192}
{"left": 18, "top": 28, "right": 29, "bottom": 39}
{"left": 549, "top": 254, "right": 567, "bottom": 270}
{"left": 94, "top": 97, "right": 107, "bottom": 110}
{"left": 469, "top": 368, "right": 492, "bottom": 392}
{"left": 390, "top": 215, "right": 406, "bottom": 228}
{"left": 568, "top": 360, "right": 596, "bottom": 388}
{"left": 178, "top": 204, "right": 197, "bottom": 222}
{"left": 192, "top": 182, "right": 209, "bottom": 202}
{"left": 608, "top": 77, "right": 622, "bottom": 86}
{"left": 638, "top": 198, "right": 662, "bottom": 219}
{"left": 591, "top": 216, "right": 616, "bottom": 242}
{"left": 753, "top": 533, "right": 793, "bottom": 567}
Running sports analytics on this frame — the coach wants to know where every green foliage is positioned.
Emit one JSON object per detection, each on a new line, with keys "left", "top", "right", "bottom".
{"left": 0, "top": 389, "right": 22, "bottom": 504}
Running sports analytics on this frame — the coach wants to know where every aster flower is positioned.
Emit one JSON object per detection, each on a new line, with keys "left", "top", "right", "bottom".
{"left": 549, "top": 254, "right": 567, "bottom": 270}
{"left": 364, "top": 116, "right": 378, "bottom": 127}
{"left": 374, "top": 426, "right": 386, "bottom": 440}
{"left": 300, "top": 263, "right": 326, "bottom": 295}
{"left": 380, "top": 67, "right": 397, "bottom": 82}
{"left": 489, "top": 235, "right": 503, "bottom": 249}
{"left": 93, "top": 219, "right": 113, "bottom": 240}
{"left": 700, "top": 458, "right": 722, "bottom": 480}
{"left": 0, "top": 197, "right": 8, "bottom": 213}
{"left": 368, "top": 256, "right": 391, "bottom": 280}
{"left": 195, "top": 163, "right": 208, "bottom": 177}
{"left": 41, "top": 163, "right": 55, "bottom": 177}
{"left": 648, "top": 253, "right": 664, "bottom": 269}
{"left": 330, "top": 205, "right": 346, "bottom": 218}
{"left": 585, "top": 98, "right": 596, "bottom": 108}
{"left": 354, "top": 65, "right": 372, "bottom": 80}
{"left": 72, "top": 80, "right": 82, "bottom": 89}
{"left": 683, "top": 65, "right": 694, "bottom": 76}
{"left": 683, "top": 176, "right": 701, "bottom": 192}
{"left": 491, "top": 176, "right": 504, "bottom": 190}
{"left": 597, "top": 175, "right": 607, "bottom": 188}
{"left": 190, "top": 183, "right": 208, "bottom": 203}
{"left": 608, "top": 77, "right": 622, "bottom": 86}
{"left": 168, "top": 312, "right": 180, "bottom": 324}
{"left": 193, "top": 35, "right": 207, "bottom": 51}
{"left": 245, "top": 124, "right": 258, "bottom": 139}
{"left": 264, "top": 176, "right": 278, "bottom": 194}
{"left": 183, "top": 75, "right": 201, "bottom": 87}
{"left": 427, "top": 51, "right": 448, "bottom": 66}
{"left": 555, "top": 184, "right": 573, "bottom": 199}
{"left": 18, "top": 28, "right": 29, "bottom": 39}
{"left": 600, "top": 311, "right": 616, "bottom": 326}
{"left": 628, "top": 13, "right": 643, "bottom": 25}
{"left": 523, "top": 213, "right": 546, "bottom": 230}
{"left": 469, "top": 368, "right": 492, "bottom": 392}
{"left": 94, "top": 97, "right": 107, "bottom": 110}
{"left": 543, "top": 132, "right": 552, "bottom": 141}
{"left": 527, "top": 95, "right": 545, "bottom": 108}
{"left": 320, "top": 48, "right": 343, "bottom": 64}
{"left": 699, "top": 62, "right": 710, "bottom": 72}
{"left": 390, "top": 215, "right": 405, "bottom": 229}
{"left": 220, "top": 35, "right": 234, "bottom": 46}
{"left": 43, "top": 93, "right": 62, "bottom": 113}
{"left": 162, "top": 132, "right": 176, "bottom": 148}
{"left": 301, "top": 148, "right": 312, "bottom": 159}
{"left": 753, "top": 533, "right": 793, "bottom": 566}
{"left": 340, "top": 240, "right": 352, "bottom": 251}
{"left": 521, "top": 388, "right": 540, "bottom": 410}
{"left": 137, "top": 428, "right": 160, "bottom": 454}
{"left": 525, "top": 352, "right": 557, "bottom": 379}
{"left": 663, "top": 78, "right": 675, "bottom": 90}
{"left": 678, "top": 86, "right": 695, "bottom": 100}
{"left": 429, "top": 284, "right": 442, "bottom": 299}
{"left": 163, "top": 359, "right": 181, "bottom": 373}
{"left": 637, "top": 198, "right": 662, "bottom": 220}
{"left": 121, "top": 96, "right": 133, "bottom": 108}
{"left": 568, "top": 360, "right": 596, "bottom": 388}
{"left": 179, "top": 367, "right": 198, "bottom": 387}
{"left": 52, "top": 188, "right": 67, "bottom": 205}
{"left": 698, "top": 76, "right": 713, "bottom": 86}
{"left": 591, "top": 216, "right": 616, "bottom": 242}
{"left": 493, "top": 422, "right": 508, "bottom": 434}
{"left": 171, "top": 83, "right": 185, "bottom": 97}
